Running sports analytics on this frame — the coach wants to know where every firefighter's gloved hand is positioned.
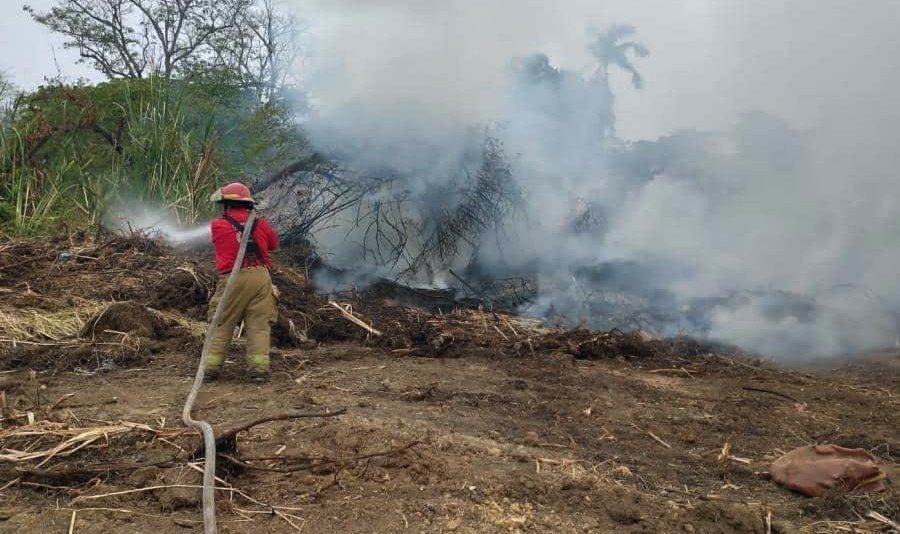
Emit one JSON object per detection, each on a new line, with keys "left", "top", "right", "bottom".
{"left": 272, "top": 284, "right": 280, "bottom": 300}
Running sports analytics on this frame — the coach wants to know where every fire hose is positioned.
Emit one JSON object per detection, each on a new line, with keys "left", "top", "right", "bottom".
{"left": 182, "top": 210, "right": 257, "bottom": 534}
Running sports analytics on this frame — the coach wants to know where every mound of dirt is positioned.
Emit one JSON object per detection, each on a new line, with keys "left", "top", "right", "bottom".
{"left": 1, "top": 341, "right": 149, "bottom": 371}
{"left": 148, "top": 264, "right": 217, "bottom": 319}
{"left": 529, "top": 327, "right": 736, "bottom": 361}
{"left": 79, "top": 301, "right": 169, "bottom": 341}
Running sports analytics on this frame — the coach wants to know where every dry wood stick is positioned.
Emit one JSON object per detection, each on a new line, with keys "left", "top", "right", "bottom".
{"left": 20, "top": 481, "right": 81, "bottom": 494}
{"left": 74, "top": 484, "right": 242, "bottom": 503}
{"left": 209, "top": 408, "right": 347, "bottom": 452}
{"left": 47, "top": 394, "right": 76, "bottom": 413}
{"left": 632, "top": 424, "right": 672, "bottom": 449}
{"left": 0, "top": 477, "right": 20, "bottom": 492}
{"left": 274, "top": 510, "right": 305, "bottom": 532}
{"left": 867, "top": 511, "right": 900, "bottom": 530}
{"left": 326, "top": 302, "right": 382, "bottom": 336}
{"left": 492, "top": 325, "right": 509, "bottom": 341}
{"left": 503, "top": 319, "right": 519, "bottom": 338}
{"left": 741, "top": 386, "right": 803, "bottom": 404}
{"left": 17, "top": 458, "right": 178, "bottom": 478}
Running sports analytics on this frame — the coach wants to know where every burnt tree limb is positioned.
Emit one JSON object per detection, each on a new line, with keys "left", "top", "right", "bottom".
{"left": 252, "top": 153, "right": 334, "bottom": 193}
{"left": 192, "top": 408, "right": 348, "bottom": 458}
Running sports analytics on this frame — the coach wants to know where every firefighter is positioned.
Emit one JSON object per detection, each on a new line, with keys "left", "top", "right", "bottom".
{"left": 206, "top": 182, "right": 279, "bottom": 382}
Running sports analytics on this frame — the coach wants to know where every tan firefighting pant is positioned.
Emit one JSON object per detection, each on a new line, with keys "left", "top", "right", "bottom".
{"left": 206, "top": 267, "right": 276, "bottom": 372}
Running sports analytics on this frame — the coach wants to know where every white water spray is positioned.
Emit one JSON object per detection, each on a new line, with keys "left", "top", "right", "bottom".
{"left": 105, "top": 202, "right": 211, "bottom": 245}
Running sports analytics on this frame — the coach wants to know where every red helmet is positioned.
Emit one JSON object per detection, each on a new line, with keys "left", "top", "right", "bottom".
{"left": 210, "top": 182, "right": 255, "bottom": 204}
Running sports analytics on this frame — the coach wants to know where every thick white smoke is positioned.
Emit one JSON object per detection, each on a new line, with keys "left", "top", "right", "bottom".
{"left": 286, "top": 0, "right": 900, "bottom": 357}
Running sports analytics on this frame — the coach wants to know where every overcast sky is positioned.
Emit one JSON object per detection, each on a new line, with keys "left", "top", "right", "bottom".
{"left": 3, "top": 0, "right": 899, "bottom": 140}
{"left": 0, "top": 0, "right": 98, "bottom": 87}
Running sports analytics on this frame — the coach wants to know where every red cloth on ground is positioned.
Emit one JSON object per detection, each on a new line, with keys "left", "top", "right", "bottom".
{"left": 210, "top": 207, "right": 278, "bottom": 274}
{"left": 770, "top": 445, "right": 886, "bottom": 497}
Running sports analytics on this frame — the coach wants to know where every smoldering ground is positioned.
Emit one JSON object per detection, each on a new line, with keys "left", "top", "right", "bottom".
{"left": 284, "top": 1, "right": 900, "bottom": 357}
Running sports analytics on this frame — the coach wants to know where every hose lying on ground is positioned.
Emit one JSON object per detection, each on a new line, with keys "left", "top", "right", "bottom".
{"left": 182, "top": 210, "right": 257, "bottom": 534}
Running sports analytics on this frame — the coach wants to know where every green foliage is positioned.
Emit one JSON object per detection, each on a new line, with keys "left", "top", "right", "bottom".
{"left": 0, "top": 76, "right": 304, "bottom": 234}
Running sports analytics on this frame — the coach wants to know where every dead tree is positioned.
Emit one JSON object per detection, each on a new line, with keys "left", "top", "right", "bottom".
{"left": 255, "top": 135, "right": 520, "bottom": 282}
{"left": 404, "top": 135, "right": 520, "bottom": 276}
{"left": 25, "top": 0, "right": 293, "bottom": 86}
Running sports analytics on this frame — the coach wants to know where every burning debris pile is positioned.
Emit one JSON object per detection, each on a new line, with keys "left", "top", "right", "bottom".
{"left": 0, "top": 229, "right": 737, "bottom": 373}
{"left": 258, "top": 145, "right": 900, "bottom": 360}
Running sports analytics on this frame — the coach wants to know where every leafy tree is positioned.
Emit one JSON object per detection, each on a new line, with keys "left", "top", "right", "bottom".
{"left": 210, "top": 0, "right": 304, "bottom": 102}
{"left": 24, "top": 0, "right": 302, "bottom": 99}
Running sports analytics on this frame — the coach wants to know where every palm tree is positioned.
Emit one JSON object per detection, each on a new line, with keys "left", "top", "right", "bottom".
{"left": 588, "top": 25, "right": 648, "bottom": 137}
{"left": 589, "top": 24, "right": 649, "bottom": 89}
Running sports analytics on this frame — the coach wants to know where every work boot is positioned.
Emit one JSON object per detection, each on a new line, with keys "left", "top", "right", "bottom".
{"left": 248, "top": 367, "right": 269, "bottom": 383}
{"left": 204, "top": 368, "right": 220, "bottom": 382}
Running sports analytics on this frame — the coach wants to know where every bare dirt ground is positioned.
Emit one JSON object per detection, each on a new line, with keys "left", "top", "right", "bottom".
{"left": 0, "top": 232, "right": 897, "bottom": 533}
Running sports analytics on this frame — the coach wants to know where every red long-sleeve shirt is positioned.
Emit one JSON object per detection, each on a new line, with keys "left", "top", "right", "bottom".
{"left": 210, "top": 208, "right": 279, "bottom": 274}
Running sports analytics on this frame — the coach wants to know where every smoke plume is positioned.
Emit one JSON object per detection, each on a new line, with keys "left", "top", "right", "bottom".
{"left": 285, "top": 0, "right": 900, "bottom": 357}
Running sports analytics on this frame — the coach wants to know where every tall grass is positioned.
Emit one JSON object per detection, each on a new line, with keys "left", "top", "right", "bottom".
{"left": 117, "top": 79, "right": 221, "bottom": 224}
{"left": 1, "top": 125, "right": 84, "bottom": 232}
{"left": 0, "top": 78, "right": 232, "bottom": 233}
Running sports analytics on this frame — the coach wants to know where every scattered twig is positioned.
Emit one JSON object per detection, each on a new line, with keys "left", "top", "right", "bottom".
{"left": 200, "top": 392, "right": 234, "bottom": 410}
{"left": 0, "top": 424, "right": 138, "bottom": 466}
{"left": 632, "top": 424, "right": 671, "bottom": 449}
{"left": 718, "top": 442, "right": 731, "bottom": 463}
{"left": 867, "top": 511, "right": 899, "bottom": 530}
{"left": 47, "top": 394, "right": 76, "bottom": 413}
{"left": 274, "top": 510, "right": 306, "bottom": 532}
{"left": 503, "top": 319, "right": 519, "bottom": 338}
{"left": 649, "top": 368, "right": 694, "bottom": 379}
{"left": 492, "top": 325, "right": 510, "bottom": 341}
{"left": 52, "top": 398, "right": 119, "bottom": 410}
{"left": 326, "top": 302, "right": 382, "bottom": 336}
{"left": 741, "top": 386, "right": 802, "bottom": 404}
{"left": 20, "top": 481, "right": 82, "bottom": 494}
{"left": 716, "top": 442, "right": 751, "bottom": 464}
{"left": 68, "top": 510, "right": 77, "bottom": 534}
{"left": 73, "top": 484, "right": 242, "bottom": 503}
{"left": 17, "top": 458, "right": 177, "bottom": 478}
{"left": 208, "top": 408, "right": 347, "bottom": 455}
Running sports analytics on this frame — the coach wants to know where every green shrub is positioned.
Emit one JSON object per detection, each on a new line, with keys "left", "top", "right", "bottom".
{"left": 0, "top": 76, "right": 304, "bottom": 233}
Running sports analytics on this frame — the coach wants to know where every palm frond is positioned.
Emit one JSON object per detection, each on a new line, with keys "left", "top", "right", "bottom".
{"left": 618, "top": 41, "right": 650, "bottom": 58}
{"left": 605, "top": 24, "right": 637, "bottom": 42}
{"left": 624, "top": 64, "right": 644, "bottom": 89}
